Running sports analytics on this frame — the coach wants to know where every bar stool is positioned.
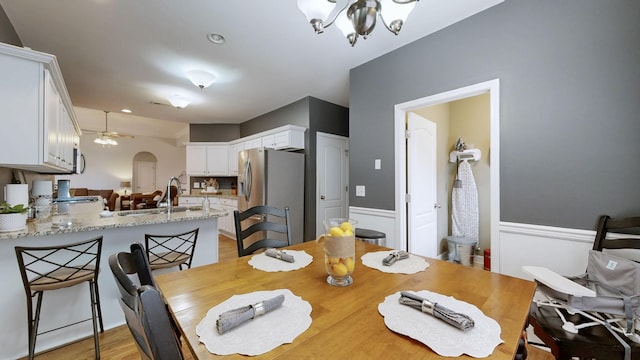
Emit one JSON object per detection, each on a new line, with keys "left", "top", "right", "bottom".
{"left": 145, "top": 228, "right": 199, "bottom": 270}
{"left": 14, "top": 236, "right": 104, "bottom": 360}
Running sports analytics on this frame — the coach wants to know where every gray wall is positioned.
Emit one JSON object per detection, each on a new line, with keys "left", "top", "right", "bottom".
{"left": 189, "top": 123, "right": 240, "bottom": 142}
{"left": 350, "top": 0, "right": 640, "bottom": 230}
{"left": 0, "top": 5, "right": 20, "bottom": 46}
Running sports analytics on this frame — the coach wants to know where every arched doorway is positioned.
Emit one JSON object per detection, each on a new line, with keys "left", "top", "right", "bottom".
{"left": 133, "top": 152, "right": 157, "bottom": 193}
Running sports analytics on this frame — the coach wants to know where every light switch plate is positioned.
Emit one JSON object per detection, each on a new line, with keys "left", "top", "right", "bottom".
{"left": 356, "top": 185, "right": 365, "bottom": 197}
{"left": 374, "top": 159, "right": 381, "bottom": 170}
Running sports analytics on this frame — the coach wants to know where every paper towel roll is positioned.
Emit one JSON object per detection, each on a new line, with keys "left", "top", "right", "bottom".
{"left": 4, "top": 184, "right": 29, "bottom": 207}
{"left": 32, "top": 180, "right": 53, "bottom": 197}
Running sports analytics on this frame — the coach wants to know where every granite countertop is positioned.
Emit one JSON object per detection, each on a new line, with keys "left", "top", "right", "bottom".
{"left": 0, "top": 202, "right": 227, "bottom": 240}
{"left": 179, "top": 191, "right": 238, "bottom": 200}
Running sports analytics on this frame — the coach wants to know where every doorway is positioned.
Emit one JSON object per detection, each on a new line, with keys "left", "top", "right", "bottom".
{"left": 394, "top": 79, "right": 501, "bottom": 270}
{"left": 316, "top": 132, "right": 349, "bottom": 237}
{"left": 133, "top": 152, "right": 158, "bottom": 194}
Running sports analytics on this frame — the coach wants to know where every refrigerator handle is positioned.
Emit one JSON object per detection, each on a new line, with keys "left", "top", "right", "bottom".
{"left": 244, "top": 158, "right": 252, "bottom": 203}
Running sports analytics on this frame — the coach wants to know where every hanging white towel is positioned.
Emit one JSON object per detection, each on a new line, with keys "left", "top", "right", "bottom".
{"left": 452, "top": 160, "right": 479, "bottom": 243}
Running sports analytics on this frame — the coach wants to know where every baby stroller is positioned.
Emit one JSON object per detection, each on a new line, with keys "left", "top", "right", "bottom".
{"left": 525, "top": 215, "right": 640, "bottom": 360}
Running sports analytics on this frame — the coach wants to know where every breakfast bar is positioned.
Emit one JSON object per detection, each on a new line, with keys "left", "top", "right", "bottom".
{"left": 0, "top": 202, "right": 227, "bottom": 360}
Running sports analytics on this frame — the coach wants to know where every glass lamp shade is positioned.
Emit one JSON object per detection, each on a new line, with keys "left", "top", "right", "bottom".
{"left": 94, "top": 136, "right": 117, "bottom": 146}
{"left": 297, "top": 0, "right": 336, "bottom": 22}
{"left": 168, "top": 95, "right": 191, "bottom": 108}
{"left": 186, "top": 70, "right": 215, "bottom": 89}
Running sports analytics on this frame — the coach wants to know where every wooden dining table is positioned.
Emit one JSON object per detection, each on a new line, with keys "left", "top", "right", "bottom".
{"left": 155, "top": 240, "right": 536, "bottom": 359}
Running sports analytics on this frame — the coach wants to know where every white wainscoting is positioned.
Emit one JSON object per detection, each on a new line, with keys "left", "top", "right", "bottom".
{"left": 499, "top": 222, "right": 595, "bottom": 280}
{"left": 345, "top": 208, "right": 600, "bottom": 282}
{"left": 349, "top": 206, "right": 396, "bottom": 248}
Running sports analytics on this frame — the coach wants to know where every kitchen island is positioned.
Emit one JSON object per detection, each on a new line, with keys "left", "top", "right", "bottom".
{"left": 0, "top": 201, "right": 227, "bottom": 360}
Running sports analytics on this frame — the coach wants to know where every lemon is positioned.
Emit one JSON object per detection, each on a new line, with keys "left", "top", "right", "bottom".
{"left": 340, "top": 221, "right": 353, "bottom": 232}
{"left": 330, "top": 226, "right": 345, "bottom": 237}
{"left": 344, "top": 229, "right": 353, "bottom": 236}
{"left": 331, "top": 263, "right": 349, "bottom": 277}
{"left": 343, "top": 257, "right": 355, "bottom": 272}
{"left": 327, "top": 257, "right": 341, "bottom": 264}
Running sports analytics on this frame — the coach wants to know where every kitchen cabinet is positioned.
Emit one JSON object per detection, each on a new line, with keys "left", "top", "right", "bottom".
{"left": 186, "top": 144, "right": 229, "bottom": 176}
{"left": 178, "top": 196, "right": 204, "bottom": 207}
{"left": 228, "top": 142, "right": 241, "bottom": 176}
{"left": 0, "top": 43, "right": 80, "bottom": 173}
{"left": 273, "top": 129, "right": 305, "bottom": 150}
{"left": 217, "top": 197, "right": 237, "bottom": 239}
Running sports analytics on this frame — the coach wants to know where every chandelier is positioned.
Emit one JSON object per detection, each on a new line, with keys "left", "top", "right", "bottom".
{"left": 297, "top": 0, "right": 418, "bottom": 46}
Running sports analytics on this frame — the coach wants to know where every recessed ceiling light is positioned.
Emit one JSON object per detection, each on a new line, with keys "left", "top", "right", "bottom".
{"left": 121, "top": 109, "right": 132, "bottom": 113}
{"left": 207, "top": 33, "right": 225, "bottom": 44}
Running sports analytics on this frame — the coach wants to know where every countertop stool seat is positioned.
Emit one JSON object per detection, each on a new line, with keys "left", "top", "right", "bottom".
{"left": 14, "top": 236, "right": 104, "bottom": 360}
{"left": 145, "top": 228, "right": 199, "bottom": 270}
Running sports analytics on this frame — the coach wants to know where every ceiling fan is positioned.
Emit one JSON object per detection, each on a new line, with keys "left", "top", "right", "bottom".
{"left": 82, "top": 111, "right": 135, "bottom": 146}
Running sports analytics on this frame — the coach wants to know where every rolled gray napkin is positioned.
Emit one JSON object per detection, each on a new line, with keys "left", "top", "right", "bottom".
{"left": 399, "top": 291, "right": 475, "bottom": 331}
{"left": 216, "top": 294, "right": 285, "bottom": 334}
{"left": 265, "top": 248, "right": 295, "bottom": 263}
{"left": 382, "top": 251, "right": 409, "bottom": 266}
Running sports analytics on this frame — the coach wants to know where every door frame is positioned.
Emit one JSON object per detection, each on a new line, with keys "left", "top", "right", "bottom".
{"left": 316, "top": 132, "right": 349, "bottom": 237}
{"left": 393, "top": 79, "right": 501, "bottom": 271}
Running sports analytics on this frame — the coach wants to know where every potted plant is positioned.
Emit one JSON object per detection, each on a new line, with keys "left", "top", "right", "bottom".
{"left": 0, "top": 202, "right": 29, "bottom": 232}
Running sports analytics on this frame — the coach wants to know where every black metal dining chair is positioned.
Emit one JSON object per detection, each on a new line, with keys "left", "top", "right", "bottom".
{"left": 109, "top": 242, "right": 183, "bottom": 360}
{"left": 15, "top": 236, "right": 104, "bottom": 360}
{"left": 233, "top": 205, "right": 292, "bottom": 257}
{"left": 144, "top": 228, "right": 199, "bottom": 270}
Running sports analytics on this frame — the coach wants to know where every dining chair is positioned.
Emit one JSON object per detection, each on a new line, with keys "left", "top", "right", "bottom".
{"left": 529, "top": 215, "right": 640, "bottom": 359}
{"left": 233, "top": 205, "right": 292, "bottom": 257}
{"left": 15, "top": 236, "right": 104, "bottom": 360}
{"left": 109, "top": 242, "right": 184, "bottom": 360}
{"left": 144, "top": 228, "right": 199, "bottom": 270}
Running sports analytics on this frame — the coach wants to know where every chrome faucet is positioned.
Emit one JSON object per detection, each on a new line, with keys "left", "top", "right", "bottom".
{"left": 165, "top": 176, "right": 183, "bottom": 215}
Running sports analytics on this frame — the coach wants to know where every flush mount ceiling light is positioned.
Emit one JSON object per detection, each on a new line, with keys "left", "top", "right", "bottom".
{"left": 168, "top": 94, "right": 191, "bottom": 108}
{"left": 298, "top": 0, "right": 418, "bottom": 46}
{"left": 207, "top": 33, "right": 226, "bottom": 44}
{"left": 186, "top": 70, "right": 216, "bottom": 89}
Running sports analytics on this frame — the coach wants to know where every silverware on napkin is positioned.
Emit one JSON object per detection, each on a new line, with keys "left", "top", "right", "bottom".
{"left": 399, "top": 292, "right": 475, "bottom": 331}
{"left": 382, "top": 251, "right": 409, "bottom": 266}
{"left": 265, "top": 248, "right": 295, "bottom": 263}
{"left": 216, "top": 294, "right": 285, "bottom": 334}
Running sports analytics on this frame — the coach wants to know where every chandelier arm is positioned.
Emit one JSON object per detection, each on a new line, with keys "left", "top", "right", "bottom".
{"left": 378, "top": 12, "right": 400, "bottom": 35}
{"left": 322, "top": 1, "right": 352, "bottom": 29}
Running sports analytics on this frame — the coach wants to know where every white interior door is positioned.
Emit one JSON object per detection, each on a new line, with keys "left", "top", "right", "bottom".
{"left": 135, "top": 161, "right": 156, "bottom": 193}
{"left": 407, "top": 113, "right": 438, "bottom": 257}
{"left": 316, "top": 133, "right": 349, "bottom": 237}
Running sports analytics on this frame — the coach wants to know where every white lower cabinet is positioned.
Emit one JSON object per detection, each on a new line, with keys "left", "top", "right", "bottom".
{"left": 217, "top": 198, "right": 237, "bottom": 239}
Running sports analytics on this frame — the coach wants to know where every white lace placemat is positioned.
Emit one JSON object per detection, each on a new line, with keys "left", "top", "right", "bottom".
{"left": 196, "top": 288, "right": 312, "bottom": 356}
{"left": 361, "top": 251, "right": 429, "bottom": 274}
{"left": 248, "top": 250, "right": 313, "bottom": 272}
{"left": 378, "top": 290, "right": 503, "bottom": 357}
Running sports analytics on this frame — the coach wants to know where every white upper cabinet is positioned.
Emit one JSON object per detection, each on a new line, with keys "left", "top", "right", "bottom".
{"left": 186, "top": 144, "right": 229, "bottom": 176}
{"left": 0, "top": 43, "right": 80, "bottom": 173}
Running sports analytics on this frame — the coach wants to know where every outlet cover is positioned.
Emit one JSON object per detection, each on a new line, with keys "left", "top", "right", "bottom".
{"left": 356, "top": 185, "right": 365, "bottom": 197}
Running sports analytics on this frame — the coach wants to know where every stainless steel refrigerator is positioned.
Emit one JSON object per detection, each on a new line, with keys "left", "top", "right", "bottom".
{"left": 237, "top": 148, "right": 305, "bottom": 244}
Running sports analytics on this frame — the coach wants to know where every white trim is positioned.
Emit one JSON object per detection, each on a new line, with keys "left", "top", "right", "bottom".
{"left": 394, "top": 79, "right": 501, "bottom": 268}
{"left": 498, "top": 221, "right": 595, "bottom": 279}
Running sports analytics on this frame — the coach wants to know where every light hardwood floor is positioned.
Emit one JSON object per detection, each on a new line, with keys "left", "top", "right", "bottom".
{"left": 23, "top": 235, "right": 553, "bottom": 360}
